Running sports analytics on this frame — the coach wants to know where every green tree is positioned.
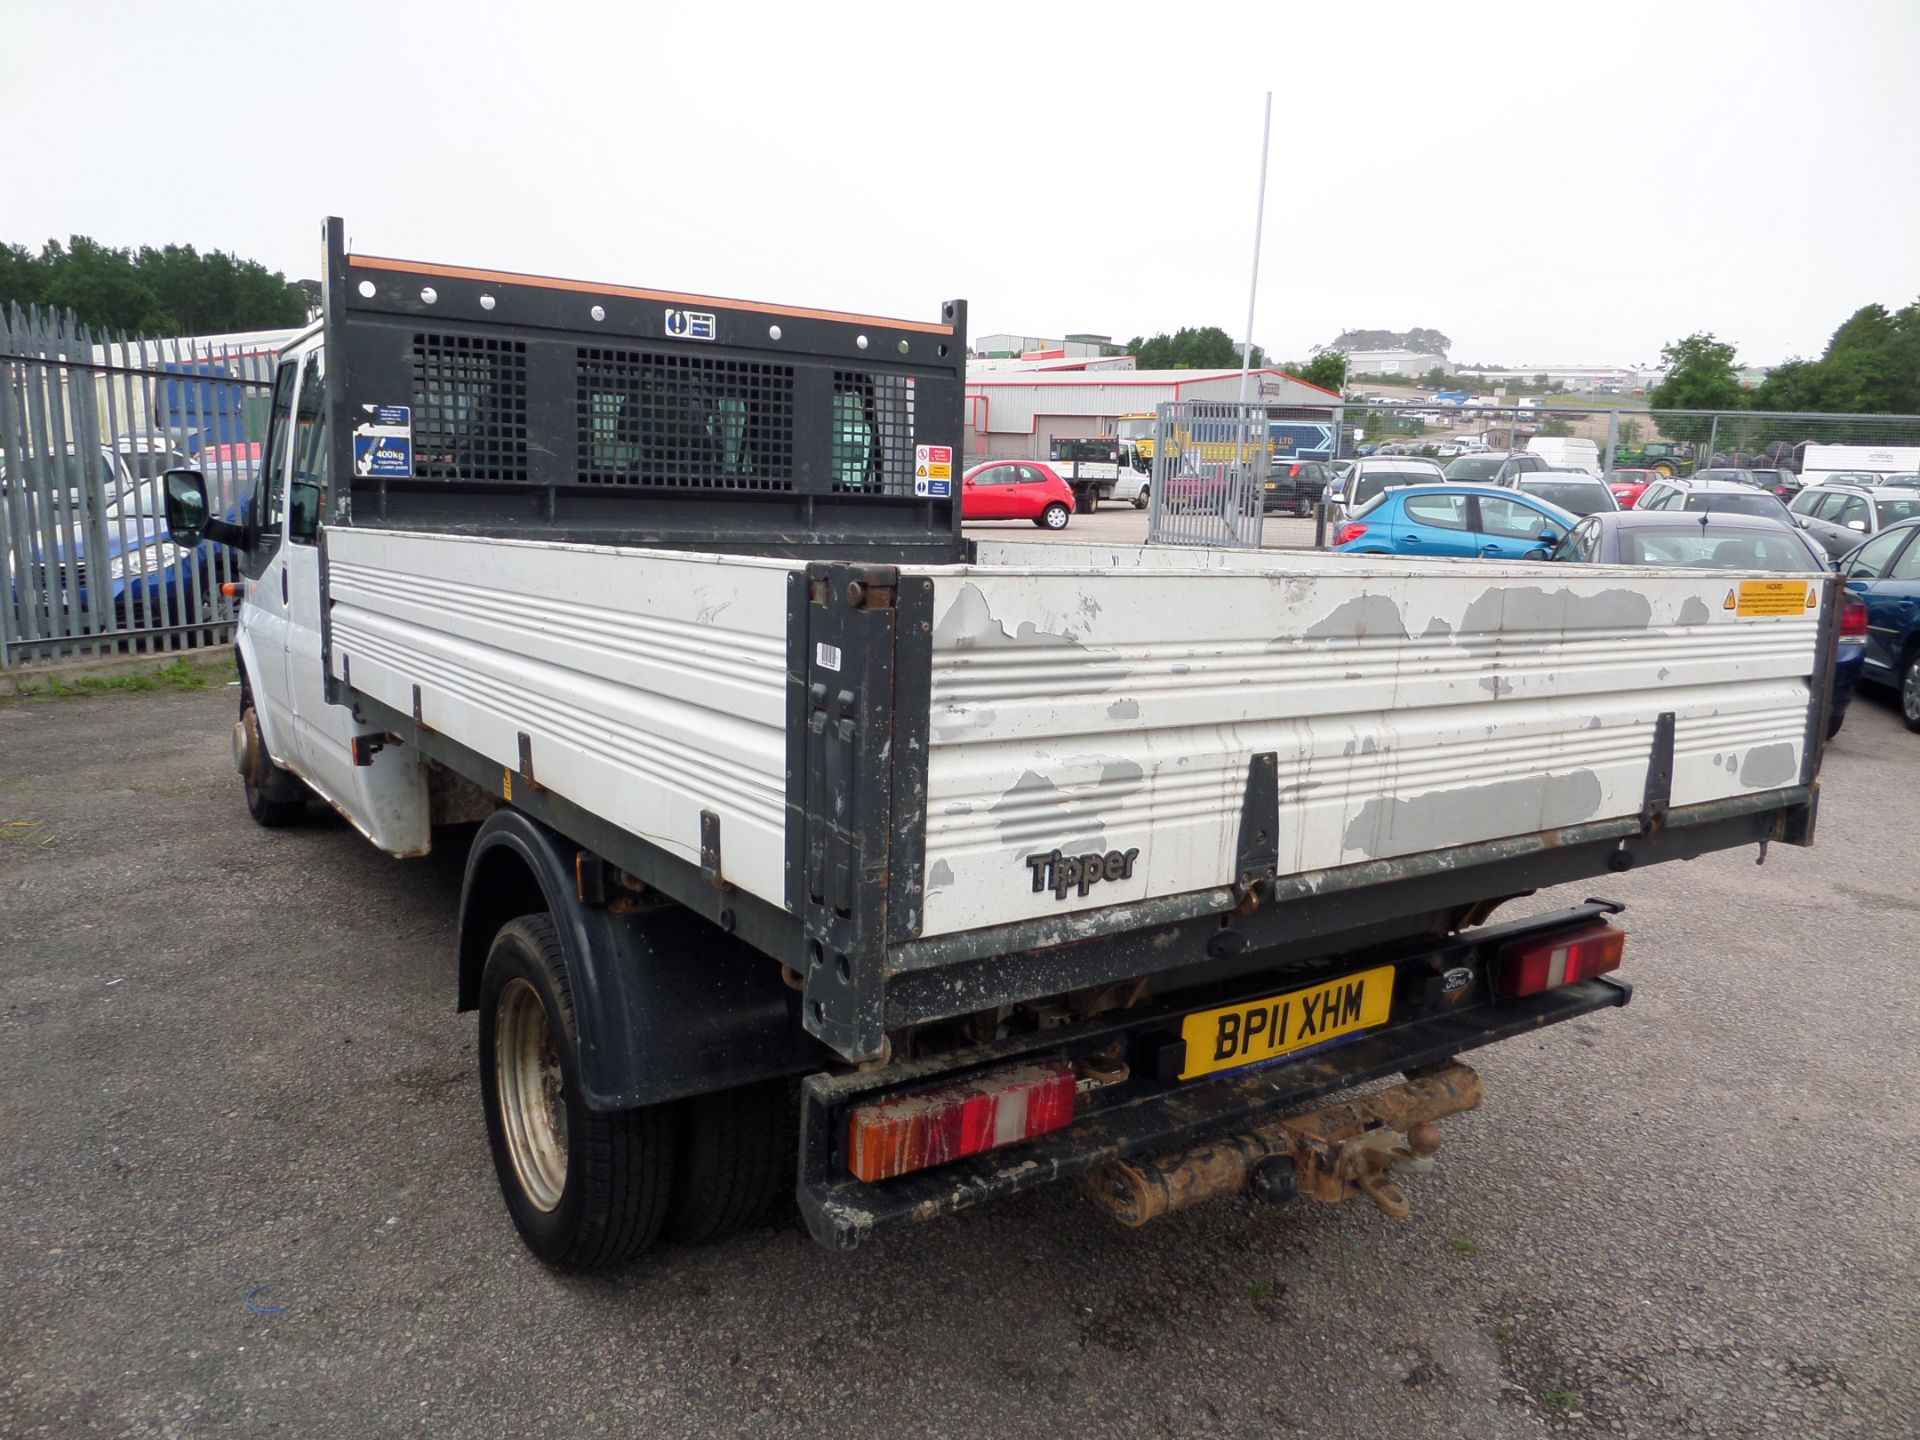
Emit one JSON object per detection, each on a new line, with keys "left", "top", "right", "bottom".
{"left": 1284, "top": 351, "right": 1347, "bottom": 392}
{"left": 1649, "top": 332, "right": 1747, "bottom": 439}
{"left": 1753, "top": 302, "right": 1920, "bottom": 416}
{"left": 0, "top": 235, "right": 308, "bottom": 334}
{"left": 1126, "top": 326, "right": 1262, "bottom": 370}
{"left": 1540, "top": 415, "right": 1574, "bottom": 437}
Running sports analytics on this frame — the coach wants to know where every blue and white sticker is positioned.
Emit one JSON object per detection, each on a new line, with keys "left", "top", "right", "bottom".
{"left": 914, "top": 476, "right": 951, "bottom": 498}
{"left": 353, "top": 403, "right": 413, "bottom": 478}
{"left": 665, "top": 308, "right": 716, "bottom": 341}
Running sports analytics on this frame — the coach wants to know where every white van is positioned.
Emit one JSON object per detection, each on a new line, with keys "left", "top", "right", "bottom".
{"left": 1526, "top": 436, "right": 1601, "bottom": 475}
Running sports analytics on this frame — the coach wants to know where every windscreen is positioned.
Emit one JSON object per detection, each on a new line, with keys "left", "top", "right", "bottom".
{"left": 1354, "top": 470, "right": 1439, "bottom": 507}
{"left": 1683, "top": 492, "right": 1789, "bottom": 519}
{"left": 1620, "top": 527, "right": 1819, "bottom": 570}
{"left": 1522, "top": 480, "right": 1613, "bottom": 515}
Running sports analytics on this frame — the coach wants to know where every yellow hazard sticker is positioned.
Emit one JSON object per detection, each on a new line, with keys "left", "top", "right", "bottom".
{"left": 1735, "top": 580, "right": 1812, "bottom": 617}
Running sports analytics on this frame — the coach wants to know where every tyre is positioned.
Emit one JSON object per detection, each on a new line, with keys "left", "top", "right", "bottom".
{"left": 479, "top": 914, "right": 679, "bottom": 1269}
{"left": 1902, "top": 651, "right": 1920, "bottom": 733}
{"left": 1134, "top": 485, "right": 1149, "bottom": 510}
{"left": 1038, "top": 502, "right": 1071, "bottom": 530}
{"left": 240, "top": 704, "right": 307, "bottom": 827}
{"left": 1826, "top": 709, "right": 1845, "bottom": 741}
{"left": 666, "top": 1078, "right": 795, "bottom": 1244}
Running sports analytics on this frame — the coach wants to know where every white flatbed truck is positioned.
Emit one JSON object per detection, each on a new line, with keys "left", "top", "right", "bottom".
{"left": 160, "top": 220, "right": 1838, "bottom": 1266}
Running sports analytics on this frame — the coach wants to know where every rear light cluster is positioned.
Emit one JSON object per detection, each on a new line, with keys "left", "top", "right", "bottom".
{"left": 1840, "top": 596, "right": 1869, "bottom": 641}
{"left": 845, "top": 1060, "right": 1077, "bottom": 1184}
{"left": 1497, "top": 922, "right": 1625, "bottom": 997}
{"left": 1333, "top": 523, "right": 1369, "bottom": 546}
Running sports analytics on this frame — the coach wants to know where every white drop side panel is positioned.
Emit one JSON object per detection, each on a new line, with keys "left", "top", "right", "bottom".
{"left": 324, "top": 529, "right": 794, "bottom": 907}
{"left": 914, "top": 554, "right": 1820, "bottom": 938}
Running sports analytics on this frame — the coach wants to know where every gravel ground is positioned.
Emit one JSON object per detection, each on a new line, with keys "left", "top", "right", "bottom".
{"left": 2, "top": 672, "right": 1915, "bottom": 1439}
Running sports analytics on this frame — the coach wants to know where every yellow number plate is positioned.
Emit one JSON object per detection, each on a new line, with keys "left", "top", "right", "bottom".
{"left": 1179, "top": 966, "right": 1396, "bottom": 1080}
{"left": 1734, "top": 580, "right": 1815, "bottom": 617}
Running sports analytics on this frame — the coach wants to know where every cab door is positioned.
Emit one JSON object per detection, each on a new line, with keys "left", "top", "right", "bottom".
{"left": 281, "top": 346, "right": 357, "bottom": 801}
{"left": 242, "top": 360, "right": 300, "bottom": 757}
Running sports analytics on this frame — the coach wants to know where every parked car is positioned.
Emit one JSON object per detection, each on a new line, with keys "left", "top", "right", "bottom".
{"left": 1333, "top": 483, "right": 1576, "bottom": 559}
{"left": 1747, "top": 467, "right": 1802, "bottom": 500}
{"left": 959, "top": 460, "right": 1075, "bottom": 529}
{"left": 1836, "top": 517, "right": 1920, "bottom": 730}
{"left": 1263, "top": 459, "right": 1335, "bottom": 516}
{"left": 1787, "top": 483, "right": 1920, "bottom": 561}
{"left": 1443, "top": 452, "right": 1552, "bottom": 485}
{"left": 1505, "top": 473, "right": 1620, "bottom": 517}
{"left": 1634, "top": 477, "right": 1799, "bottom": 525}
{"left": 1549, "top": 512, "right": 1864, "bottom": 736}
{"left": 1329, "top": 456, "right": 1448, "bottom": 516}
{"left": 1605, "top": 468, "right": 1658, "bottom": 508}
{"left": 1880, "top": 473, "right": 1920, "bottom": 489}
{"left": 1691, "top": 468, "right": 1764, "bottom": 487}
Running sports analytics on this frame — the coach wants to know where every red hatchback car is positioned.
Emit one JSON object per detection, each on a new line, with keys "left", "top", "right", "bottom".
{"left": 1606, "top": 469, "right": 1657, "bottom": 508}
{"left": 961, "top": 459, "right": 1076, "bottom": 529}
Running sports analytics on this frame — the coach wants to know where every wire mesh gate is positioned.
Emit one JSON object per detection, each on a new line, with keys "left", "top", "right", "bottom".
{"left": 1, "top": 306, "right": 280, "bottom": 667}
{"left": 1145, "top": 400, "right": 1269, "bottom": 548}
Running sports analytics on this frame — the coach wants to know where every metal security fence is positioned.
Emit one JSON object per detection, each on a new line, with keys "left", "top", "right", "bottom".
{"left": 1, "top": 306, "right": 279, "bottom": 667}
{"left": 1146, "top": 401, "right": 1269, "bottom": 549}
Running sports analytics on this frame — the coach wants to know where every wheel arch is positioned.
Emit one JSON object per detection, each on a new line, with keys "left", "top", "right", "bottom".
{"left": 457, "top": 809, "right": 828, "bottom": 1110}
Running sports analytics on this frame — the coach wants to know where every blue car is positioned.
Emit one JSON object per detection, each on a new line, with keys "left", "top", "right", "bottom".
{"left": 6, "top": 441, "right": 226, "bottom": 629}
{"left": 1333, "top": 483, "right": 1576, "bottom": 559}
{"left": 1838, "top": 516, "right": 1920, "bottom": 731}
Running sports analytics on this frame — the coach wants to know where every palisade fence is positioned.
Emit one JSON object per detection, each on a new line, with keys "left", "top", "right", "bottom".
{"left": 1145, "top": 400, "right": 1269, "bottom": 548}
{"left": 0, "top": 306, "right": 279, "bottom": 668}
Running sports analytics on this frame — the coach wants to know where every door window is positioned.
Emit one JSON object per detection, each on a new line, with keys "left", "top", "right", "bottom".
{"left": 247, "top": 360, "right": 299, "bottom": 575}
{"left": 1014, "top": 465, "right": 1049, "bottom": 486}
{"left": 1830, "top": 496, "right": 1870, "bottom": 531}
{"left": 975, "top": 466, "right": 1019, "bottom": 485}
{"left": 1477, "top": 495, "right": 1556, "bottom": 539}
{"left": 1403, "top": 493, "right": 1468, "bottom": 529}
{"left": 1844, "top": 529, "right": 1907, "bottom": 581}
{"left": 1789, "top": 489, "right": 1823, "bottom": 515}
{"left": 1888, "top": 534, "right": 1920, "bottom": 580}
{"left": 289, "top": 352, "right": 327, "bottom": 546}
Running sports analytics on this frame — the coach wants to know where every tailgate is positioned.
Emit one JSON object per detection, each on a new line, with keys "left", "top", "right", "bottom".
{"left": 904, "top": 545, "right": 1831, "bottom": 940}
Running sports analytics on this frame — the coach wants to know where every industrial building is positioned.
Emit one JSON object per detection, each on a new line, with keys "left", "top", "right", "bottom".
{"left": 972, "top": 331, "right": 1129, "bottom": 360}
{"left": 1339, "top": 349, "right": 1453, "bottom": 378}
{"left": 963, "top": 367, "right": 1341, "bottom": 461}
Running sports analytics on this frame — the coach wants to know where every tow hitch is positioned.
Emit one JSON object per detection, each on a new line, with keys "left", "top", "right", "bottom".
{"left": 1079, "top": 1062, "right": 1485, "bottom": 1226}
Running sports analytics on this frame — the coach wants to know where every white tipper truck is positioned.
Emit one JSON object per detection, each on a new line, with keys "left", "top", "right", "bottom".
{"left": 159, "top": 219, "right": 1839, "bottom": 1266}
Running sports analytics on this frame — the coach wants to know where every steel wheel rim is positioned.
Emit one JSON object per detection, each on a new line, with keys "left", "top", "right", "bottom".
{"left": 496, "top": 978, "right": 568, "bottom": 1212}
{"left": 1905, "top": 660, "right": 1920, "bottom": 723}
{"left": 1046, "top": 506, "right": 1068, "bottom": 528}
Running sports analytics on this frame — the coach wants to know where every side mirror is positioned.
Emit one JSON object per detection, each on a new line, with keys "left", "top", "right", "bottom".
{"left": 1537, "top": 529, "right": 1561, "bottom": 545}
{"left": 1847, "top": 520, "right": 1867, "bottom": 532}
{"left": 163, "top": 468, "right": 209, "bottom": 546}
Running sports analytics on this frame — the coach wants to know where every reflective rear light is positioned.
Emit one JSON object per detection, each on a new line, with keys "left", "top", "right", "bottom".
{"left": 845, "top": 1060, "right": 1077, "bottom": 1184}
{"left": 1497, "top": 922, "right": 1625, "bottom": 997}
{"left": 1840, "top": 595, "right": 1868, "bottom": 640}
{"left": 1333, "top": 523, "right": 1369, "bottom": 546}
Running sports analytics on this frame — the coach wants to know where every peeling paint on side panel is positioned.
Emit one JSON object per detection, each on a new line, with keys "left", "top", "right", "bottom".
{"left": 1738, "top": 742, "right": 1797, "bottom": 789}
{"left": 1459, "top": 586, "right": 1653, "bottom": 635}
{"left": 1342, "top": 769, "right": 1605, "bottom": 859}
{"left": 1298, "top": 594, "right": 1409, "bottom": 643}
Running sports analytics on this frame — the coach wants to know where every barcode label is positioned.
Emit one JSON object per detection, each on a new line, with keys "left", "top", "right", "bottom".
{"left": 815, "top": 642, "right": 843, "bottom": 672}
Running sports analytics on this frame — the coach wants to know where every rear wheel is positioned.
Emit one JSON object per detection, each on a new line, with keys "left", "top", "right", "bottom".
{"left": 479, "top": 914, "right": 679, "bottom": 1269}
{"left": 1038, "top": 502, "right": 1071, "bottom": 530}
{"left": 1902, "top": 651, "right": 1920, "bottom": 733}
{"left": 666, "top": 1078, "right": 795, "bottom": 1244}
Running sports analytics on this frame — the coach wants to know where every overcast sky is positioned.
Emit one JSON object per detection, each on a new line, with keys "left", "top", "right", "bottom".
{"left": 12, "top": 0, "right": 1918, "bottom": 367}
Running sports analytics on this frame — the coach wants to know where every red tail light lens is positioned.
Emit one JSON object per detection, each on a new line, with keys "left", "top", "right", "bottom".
{"left": 1840, "top": 596, "right": 1868, "bottom": 640}
{"left": 846, "top": 1060, "right": 1077, "bottom": 1184}
{"left": 1333, "top": 523, "right": 1369, "bottom": 546}
{"left": 1497, "top": 922, "right": 1625, "bottom": 997}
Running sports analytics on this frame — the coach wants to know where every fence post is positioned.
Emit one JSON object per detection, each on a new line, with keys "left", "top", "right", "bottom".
{"left": 1604, "top": 409, "right": 1619, "bottom": 474}
{"left": 1705, "top": 414, "right": 1720, "bottom": 469}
